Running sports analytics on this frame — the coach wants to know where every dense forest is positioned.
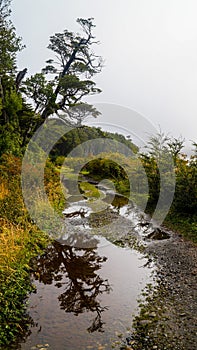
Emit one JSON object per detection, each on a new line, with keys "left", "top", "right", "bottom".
{"left": 0, "top": 0, "right": 196, "bottom": 347}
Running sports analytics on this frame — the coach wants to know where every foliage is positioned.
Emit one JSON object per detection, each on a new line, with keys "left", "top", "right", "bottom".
{"left": 0, "top": 0, "right": 23, "bottom": 75}
{"left": 82, "top": 157, "right": 128, "bottom": 181}
{"left": 44, "top": 159, "right": 66, "bottom": 212}
{"left": 22, "top": 17, "right": 102, "bottom": 124}
{"left": 0, "top": 153, "right": 67, "bottom": 346}
{"left": 173, "top": 156, "right": 197, "bottom": 215}
{"left": 49, "top": 124, "right": 138, "bottom": 159}
{"left": 0, "top": 1, "right": 196, "bottom": 347}
{"left": 164, "top": 213, "right": 197, "bottom": 243}
{"left": 0, "top": 5, "right": 103, "bottom": 157}
{"left": 0, "top": 218, "right": 50, "bottom": 347}
{"left": 140, "top": 133, "right": 197, "bottom": 241}
{"left": 72, "top": 133, "right": 197, "bottom": 242}
{"left": 0, "top": 0, "right": 32, "bottom": 156}
{"left": 139, "top": 155, "right": 160, "bottom": 212}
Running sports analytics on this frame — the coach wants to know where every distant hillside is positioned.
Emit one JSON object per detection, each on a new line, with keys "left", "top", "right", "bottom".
{"left": 50, "top": 125, "right": 138, "bottom": 158}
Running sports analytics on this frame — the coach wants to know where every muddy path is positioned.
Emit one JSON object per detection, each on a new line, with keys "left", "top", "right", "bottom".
{"left": 120, "top": 229, "right": 197, "bottom": 350}
{"left": 17, "top": 188, "right": 157, "bottom": 350}
{"left": 16, "top": 179, "right": 197, "bottom": 350}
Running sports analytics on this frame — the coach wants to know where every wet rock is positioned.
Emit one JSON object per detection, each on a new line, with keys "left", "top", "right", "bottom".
{"left": 138, "top": 319, "right": 153, "bottom": 326}
{"left": 64, "top": 208, "right": 88, "bottom": 218}
{"left": 138, "top": 221, "right": 150, "bottom": 228}
{"left": 126, "top": 336, "right": 134, "bottom": 344}
{"left": 146, "top": 228, "right": 170, "bottom": 240}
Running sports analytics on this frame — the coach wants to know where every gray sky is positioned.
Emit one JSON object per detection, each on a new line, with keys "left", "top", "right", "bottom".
{"left": 11, "top": 0, "right": 197, "bottom": 151}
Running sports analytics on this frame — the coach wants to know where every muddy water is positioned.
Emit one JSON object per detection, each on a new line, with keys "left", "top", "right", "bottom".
{"left": 19, "top": 183, "right": 156, "bottom": 350}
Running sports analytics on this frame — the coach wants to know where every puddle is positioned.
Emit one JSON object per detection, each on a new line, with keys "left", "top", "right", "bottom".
{"left": 20, "top": 238, "right": 152, "bottom": 350}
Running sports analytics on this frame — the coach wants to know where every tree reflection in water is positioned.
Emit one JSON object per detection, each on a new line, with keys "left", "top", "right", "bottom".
{"left": 32, "top": 235, "right": 111, "bottom": 333}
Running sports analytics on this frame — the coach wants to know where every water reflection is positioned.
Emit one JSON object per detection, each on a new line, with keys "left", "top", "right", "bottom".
{"left": 32, "top": 239, "right": 111, "bottom": 333}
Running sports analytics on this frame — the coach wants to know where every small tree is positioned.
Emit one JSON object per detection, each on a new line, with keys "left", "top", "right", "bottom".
{"left": 144, "top": 130, "right": 170, "bottom": 162}
{"left": 192, "top": 142, "right": 197, "bottom": 158}
{"left": 167, "top": 136, "right": 185, "bottom": 163}
{"left": 140, "top": 131, "right": 181, "bottom": 212}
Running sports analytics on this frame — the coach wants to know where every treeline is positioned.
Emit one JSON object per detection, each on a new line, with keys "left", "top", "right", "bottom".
{"left": 50, "top": 123, "right": 138, "bottom": 159}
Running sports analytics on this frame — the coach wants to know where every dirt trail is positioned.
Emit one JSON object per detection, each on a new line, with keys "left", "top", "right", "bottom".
{"left": 126, "top": 230, "right": 197, "bottom": 350}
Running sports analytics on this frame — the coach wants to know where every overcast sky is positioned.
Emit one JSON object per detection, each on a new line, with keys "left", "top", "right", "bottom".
{"left": 11, "top": 0, "right": 197, "bottom": 151}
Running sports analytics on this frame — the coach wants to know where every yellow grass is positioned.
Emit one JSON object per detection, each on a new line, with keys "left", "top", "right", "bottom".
{"left": 0, "top": 219, "right": 29, "bottom": 274}
{"left": 0, "top": 181, "right": 9, "bottom": 200}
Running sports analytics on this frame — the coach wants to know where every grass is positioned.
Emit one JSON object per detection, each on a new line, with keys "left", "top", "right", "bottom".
{"left": 0, "top": 218, "right": 50, "bottom": 347}
{"left": 79, "top": 181, "right": 101, "bottom": 200}
{"left": 0, "top": 181, "right": 9, "bottom": 200}
{"left": 0, "top": 218, "right": 50, "bottom": 274}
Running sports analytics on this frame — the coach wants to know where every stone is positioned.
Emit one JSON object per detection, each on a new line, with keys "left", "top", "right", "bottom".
{"left": 139, "top": 319, "right": 152, "bottom": 325}
{"left": 147, "top": 228, "right": 170, "bottom": 240}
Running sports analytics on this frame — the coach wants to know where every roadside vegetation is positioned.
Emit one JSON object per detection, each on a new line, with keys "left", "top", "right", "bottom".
{"left": 72, "top": 135, "right": 197, "bottom": 243}
{"left": 0, "top": 154, "right": 66, "bottom": 347}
